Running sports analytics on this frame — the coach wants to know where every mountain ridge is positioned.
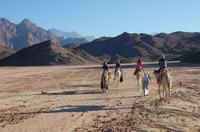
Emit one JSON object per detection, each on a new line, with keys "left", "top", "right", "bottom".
{"left": 0, "top": 40, "right": 100, "bottom": 66}
{"left": 0, "top": 18, "right": 91, "bottom": 51}
{"left": 79, "top": 31, "right": 200, "bottom": 61}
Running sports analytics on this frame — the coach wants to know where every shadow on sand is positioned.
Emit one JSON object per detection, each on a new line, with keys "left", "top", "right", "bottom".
{"left": 19, "top": 105, "right": 132, "bottom": 115}
{"left": 46, "top": 105, "right": 112, "bottom": 113}
{"left": 68, "top": 84, "right": 99, "bottom": 89}
{"left": 81, "top": 95, "right": 143, "bottom": 101}
{"left": 42, "top": 89, "right": 103, "bottom": 96}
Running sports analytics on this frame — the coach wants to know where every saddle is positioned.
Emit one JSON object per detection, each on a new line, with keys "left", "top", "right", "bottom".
{"left": 159, "top": 68, "right": 170, "bottom": 81}
{"left": 134, "top": 68, "right": 143, "bottom": 75}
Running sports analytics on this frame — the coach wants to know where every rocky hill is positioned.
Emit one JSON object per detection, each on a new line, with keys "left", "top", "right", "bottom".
{"left": 79, "top": 32, "right": 200, "bottom": 61}
{"left": 0, "top": 44, "right": 14, "bottom": 60}
{"left": 0, "top": 40, "right": 100, "bottom": 66}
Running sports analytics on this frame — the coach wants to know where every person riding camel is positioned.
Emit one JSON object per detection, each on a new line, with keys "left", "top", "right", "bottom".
{"left": 115, "top": 60, "right": 123, "bottom": 82}
{"left": 158, "top": 55, "right": 168, "bottom": 80}
{"left": 101, "top": 61, "right": 109, "bottom": 91}
{"left": 134, "top": 59, "right": 143, "bottom": 75}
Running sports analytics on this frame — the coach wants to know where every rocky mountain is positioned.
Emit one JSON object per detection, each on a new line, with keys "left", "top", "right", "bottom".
{"left": 0, "top": 18, "right": 57, "bottom": 51}
{"left": 1, "top": 17, "right": 200, "bottom": 64}
{"left": 0, "top": 40, "right": 100, "bottom": 66}
{"left": 13, "top": 19, "right": 57, "bottom": 51}
{"left": 79, "top": 32, "right": 163, "bottom": 61}
{"left": 0, "top": 18, "right": 92, "bottom": 51}
{"left": 0, "top": 18, "right": 16, "bottom": 48}
{"left": 79, "top": 32, "right": 200, "bottom": 61}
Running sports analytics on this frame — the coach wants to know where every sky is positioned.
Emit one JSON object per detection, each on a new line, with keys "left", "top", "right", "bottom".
{"left": 0, "top": 0, "right": 200, "bottom": 37}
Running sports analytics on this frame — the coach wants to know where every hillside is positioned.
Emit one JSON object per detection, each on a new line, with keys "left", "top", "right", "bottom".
{"left": 181, "top": 51, "right": 200, "bottom": 63}
{"left": 79, "top": 32, "right": 163, "bottom": 61}
{"left": 0, "top": 40, "right": 100, "bottom": 66}
{"left": 0, "top": 44, "right": 14, "bottom": 60}
{"left": 79, "top": 32, "right": 200, "bottom": 61}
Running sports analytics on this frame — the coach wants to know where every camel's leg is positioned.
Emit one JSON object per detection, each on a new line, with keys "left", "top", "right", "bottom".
{"left": 163, "top": 86, "right": 167, "bottom": 101}
{"left": 158, "top": 85, "right": 162, "bottom": 101}
{"left": 167, "top": 82, "right": 172, "bottom": 103}
{"left": 137, "top": 75, "right": 141, "bottom": 91}
{"left": 162, "top": 85, "right": 165, "bottom": 100}
{"left": 164, "top": 86, "right": 168, "bottom": 103}
{"left": 137, "top": 79, "right": 140, "bottom": 91}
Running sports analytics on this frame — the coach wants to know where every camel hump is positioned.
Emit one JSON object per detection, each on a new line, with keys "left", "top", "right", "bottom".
{"left": 163, "top": 68, "right": 170, "bottom": 74}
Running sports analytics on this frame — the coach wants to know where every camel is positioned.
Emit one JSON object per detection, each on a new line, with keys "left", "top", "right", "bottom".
{"left": 153, "top": 68, "right": 172, "bottom": 102}
{"left": 108, "top": 70, "right": 114, "bottom": 84}
{"left": 114, "top": 68, "right": 123, "bottom": 83}
{"left": 134, "top": 69, "right": 144, "bottom": 91}
{"left": 101, "top": 70, "right": 112, "bottom": 93}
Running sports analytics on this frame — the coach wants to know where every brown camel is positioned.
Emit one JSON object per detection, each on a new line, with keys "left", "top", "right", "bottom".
{"left": 134, "top": 69, "right": 144, "bottom": 91}
{"left": 153, "top": 68, "right": 172, "bottom": 102}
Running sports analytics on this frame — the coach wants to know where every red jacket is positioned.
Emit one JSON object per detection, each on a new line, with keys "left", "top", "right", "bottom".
{"left": 136, "top": 62, "right": 143, "bottom": 69}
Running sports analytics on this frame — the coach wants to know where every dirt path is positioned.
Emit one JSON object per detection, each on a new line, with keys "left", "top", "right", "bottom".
{"left": 0, "top": 65, "right": 199, "bottom": 132}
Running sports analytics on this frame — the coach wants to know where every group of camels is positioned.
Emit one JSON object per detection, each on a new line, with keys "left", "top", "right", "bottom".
{"left": 101, "top": 66, "right": 172, "bottom": 102}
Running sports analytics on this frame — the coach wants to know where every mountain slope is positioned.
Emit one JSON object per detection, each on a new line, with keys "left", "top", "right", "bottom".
{"left": 0, "top": 18, "right": 56, "bottom": 51}
{"left": 79, "top": 32, "right": 200, "bottom": 61}
{"left": 64, "top": 46, "right": 101, "bottom": 64}
{"left": 181, "top": 51, "right": 200, "bottom": 63}
{"left": 0, "top": 18, "right": 92, "bottom": 51}
{"left": 0, "top": 18, "right": 16, "bottom": 48}
{"left": 79, "top": 32, "right": 163, "bottom": 61}
{"left": 0, "top": 40, "right": 100, "bottom": 66}
{"left": 0, "top": 44, "right": 14, "bottom": 60}
{"left": 13, "top": 19, "right": 56, "bottom": 51}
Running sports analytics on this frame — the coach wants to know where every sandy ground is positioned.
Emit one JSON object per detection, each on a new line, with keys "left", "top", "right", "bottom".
{"left": 0, "top": 64, "right": 200, "bottom": 132}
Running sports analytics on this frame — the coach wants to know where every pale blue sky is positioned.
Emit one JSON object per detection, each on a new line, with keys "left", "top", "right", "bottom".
{"left": 0, "top": 0, "right": 200, "bottom": 37}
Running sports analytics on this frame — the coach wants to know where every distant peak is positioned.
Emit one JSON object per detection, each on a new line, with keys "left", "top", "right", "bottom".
{"left": 0, "top": 17, "right": 11, "bottom": 23}
{"left": 116, "top": 32, "right": 132, "bottom": 38}
{"left": 20, "top": 18, "right": 33, "bottom": 25}
{"left": 120, "top": 32, "right": 131, "bottom": 36}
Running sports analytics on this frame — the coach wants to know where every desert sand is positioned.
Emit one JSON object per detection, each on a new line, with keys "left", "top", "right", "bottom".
{"left": 0, "top": 63, "right": 200, "bottom": 132}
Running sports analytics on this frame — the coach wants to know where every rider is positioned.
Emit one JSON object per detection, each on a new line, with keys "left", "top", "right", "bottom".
{"left": 134, "top": 59, "right": 143, "bottom": 75}
{"left": 115, "top": 60, "right": 121, "bottom": 72}
{"left": 158, "top": 55, "right": 167, "bottom": 80}
{"left": 114, "top": 60, "right": 123, "bottom": 82}
{"left": 101, "top": 61, "right": 109, "bottom": 90}
{"left": 103, "top": 61, "right": 108, "bottom": 71}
